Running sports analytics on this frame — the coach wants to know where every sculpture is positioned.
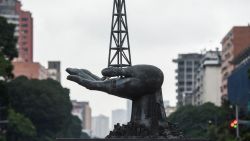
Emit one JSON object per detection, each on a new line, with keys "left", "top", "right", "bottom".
{"left": 66, "top": 65, "right": 182, "bottom": 138}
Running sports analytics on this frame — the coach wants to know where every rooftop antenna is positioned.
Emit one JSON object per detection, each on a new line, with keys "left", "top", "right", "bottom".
{"left": 108, "top": 0, "right": 132, "bottom": 68}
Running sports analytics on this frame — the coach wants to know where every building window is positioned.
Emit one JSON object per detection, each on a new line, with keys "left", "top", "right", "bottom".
{"left": 21, "top": 30, "right": 28, "bottom": 34}
{"left": 21, "top": 24, "right": 28, "bottom": 27}
{"left": 179, "top": 88, "right": 184, "bottom": 92}
{"left": 187, "top": 74, "right": 192, "bottom": 79}
{"left": 178, "top": 81, "right": 184, "bottom": 85}
{"left": 22, "top": 18, "right": 28, "bottom": 21}
{"left": 223, "top": 72, "right": 229, "bottom": 80}
{"left": 22, "top": 36, "right": 27, "bottom": 39}
{"left": 225, "top": 53, "right": 231, "bottom": 60}
{"left": 178, "top": 61, "right": 184, "bottom": 66}
{"left": 23, "top": 48, "right": 28, "bottom": 52}
{"left": 187, "top": 81, "right": 193, "bottom": 85}
{"left": 179, "top": 68, "right": 184, "bottom": 72}
{"left": 186, "top": 68, "right": 192, "bottom": 72}
{"left": 187, "top": 61, "right": 192, "bottom": 65}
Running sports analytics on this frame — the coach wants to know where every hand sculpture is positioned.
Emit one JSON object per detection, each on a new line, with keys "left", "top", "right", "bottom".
{"left": 66, "top": 65, "right": 182, "bottom": 138}
{"left": 67, "top": 65, "right": 163, "bottom": 100}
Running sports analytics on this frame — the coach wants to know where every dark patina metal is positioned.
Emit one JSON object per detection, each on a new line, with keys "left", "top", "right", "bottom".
{"left": 66, "top": 65, "right": 183, "bottom": 138}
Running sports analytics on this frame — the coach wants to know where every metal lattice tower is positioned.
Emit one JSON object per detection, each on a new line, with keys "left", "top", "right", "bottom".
{"left": 108, "top": 0, "right": 132, "bottom": 68}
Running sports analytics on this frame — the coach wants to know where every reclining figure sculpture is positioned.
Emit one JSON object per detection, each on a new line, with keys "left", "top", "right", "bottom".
{"left": 66, "top": 65, "right": 182, "bottom": 138}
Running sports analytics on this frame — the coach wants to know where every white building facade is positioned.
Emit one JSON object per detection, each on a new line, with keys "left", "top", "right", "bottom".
{"left": 92, "top": 115, "right": 109, "bottom": 138}
{"left": 111, "top": 109, "right": 127, "bottom": 129}
{"left": 193, "top": 50, "right": 222, "bottom": 106}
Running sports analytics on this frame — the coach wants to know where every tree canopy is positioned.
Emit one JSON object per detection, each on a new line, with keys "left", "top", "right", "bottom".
{"left": 0, "top": 16, "right": 18, "bottom": 141}
{"left": 7, "top": 76, "right": 82, "bottom": 141}
{"left": 168, "top": 103, "right": 229, "bottom": 138}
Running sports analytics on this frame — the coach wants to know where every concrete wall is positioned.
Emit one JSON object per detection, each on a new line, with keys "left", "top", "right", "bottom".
{"left": 203, "top": 66, "right": 221, "bottom": 106}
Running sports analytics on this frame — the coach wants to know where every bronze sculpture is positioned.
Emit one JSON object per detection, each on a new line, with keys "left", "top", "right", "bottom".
{"left": 66, "top": 65, "right": 182, "bottom": 138}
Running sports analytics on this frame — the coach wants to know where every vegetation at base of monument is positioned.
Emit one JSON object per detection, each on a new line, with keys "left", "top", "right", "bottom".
{"left": 6, "top": 76, "right": 82, "bottom": 141}
{"left": 169, "top": 102, "right": 250, "bottom": 141}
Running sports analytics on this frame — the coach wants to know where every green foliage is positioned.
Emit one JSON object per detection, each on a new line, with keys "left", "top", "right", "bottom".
{"left": 169, "top": 103, "right": 228, "bottom": 138}
{"left": 0, "top": 17, "right": 18, "bottom": 60}
{"left": 7, "top": 77, "right": 82, "bottom": 140}
{"left": 7, "top": 109, "right": 36, "bottom": 141}
{"left": 0, "top": 52, "right": 13, "bottom": 79}
{"left": 0, "top": 16, "right": 18, "bottom": 80}
{"left": 0, "top": 135, "right": 6, "bottom": 141}
{"left": 169, "top": 102, "right": 250, "bottom": 140}
{"left": 0, "top": 81, "right": 8, "bottom": 119}
{"left": 57, "top": 116, "right": 82, "bottom": 138}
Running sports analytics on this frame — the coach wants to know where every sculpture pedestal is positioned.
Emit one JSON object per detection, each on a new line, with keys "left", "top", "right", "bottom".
{"left": 57, "top": 139, "right": 208, "bottom": 141}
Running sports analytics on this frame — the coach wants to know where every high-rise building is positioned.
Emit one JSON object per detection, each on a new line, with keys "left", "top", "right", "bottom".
{"left": 193, "top": 50, "right": 222, "bottom": 106}
{"left": 14, "top": 1, "right": 33, "bottom": 63}
{"left": 126, "top": 100, "right": 132, "bottom": 122}
{"left": 111, "top": 109, "right": 127, "bottom": 130}
{"left": 221, "top": 26, "right": 250, "bottom": 99}
{"left": 228, "top": 46, "right": 250, "bottom": 110}
{"left": 72, "top": 100, "right": 92, "bottom": 134}
{"left": 173, "top": 53, "right": 203, "bottom": 107}
{"left": 92, "top": 115, "right": 109, "bottom": 138}
{"left": 47, "top": 61, "right": 61, "bottom": 82}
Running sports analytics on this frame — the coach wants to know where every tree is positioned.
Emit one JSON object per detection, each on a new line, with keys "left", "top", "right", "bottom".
{"left": 7, "top": 109, "right": 36, "bottom": 141}
{"left": 57, "top": 116, "right": 82, "bottom": 138}
{"left": 0, "top": 16, "right": 18, "bottom": 80}
{"left": 168, "top": 103, "right": 228, "bottom": 138}
{"left": 7, "top": 76, "right": 82, "bottom": 140}
{"left": 0, "top": 16, "right": 18, "bottom": 141}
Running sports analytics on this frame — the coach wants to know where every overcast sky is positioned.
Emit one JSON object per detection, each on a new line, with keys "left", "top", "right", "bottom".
{"left": 20, "top": 0, "right": 250, "bottom": 118}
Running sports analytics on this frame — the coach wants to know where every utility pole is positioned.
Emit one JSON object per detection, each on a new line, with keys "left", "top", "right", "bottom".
{"left": 236, "top": 105, "right": 240, "bottom": 139}
{"left": 108, "top": 0, "right": 132, "bottom": 68}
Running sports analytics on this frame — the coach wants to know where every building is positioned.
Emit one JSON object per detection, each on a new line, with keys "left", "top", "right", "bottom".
{"left": 14, "top": 1, "right": 33, "bottom": 63}
{"left": 111, "top": 109, "right": 127, "bottom": 129}
{"left": 163, "top": 100, "right": 176, "bottom": 117}
{"left": 173, "top": 53, "right": 203, "bottom": 107}
{"left": 228, "top": 46, "right": 250, "bottom": 112}
{"left": 12, "top": 62, "right": 48, "bottom": 80}
{"left": 72, "top": 100, "right": 92, "bottom": 134}
{"left": 1, "top": 1, "right": 61, "bottom": 81}
{"left": 221, "top": 26, "right": 250, "bottom": 99}
{"left": 126, "top": 100, "right": 132, "bottom": 122}
{"left": 92, "top": 115, "right": 109, "bottom": 138}
{"left": 193, "top": 50, "right": 222, "bottom": 106}
{"left": 47, "top": 61, "right": 61, "bottom": 82}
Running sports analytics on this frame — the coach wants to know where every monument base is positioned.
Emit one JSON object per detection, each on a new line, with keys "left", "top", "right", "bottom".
{"left": 57, "top": 139, "right": 208, "bottom": 141}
